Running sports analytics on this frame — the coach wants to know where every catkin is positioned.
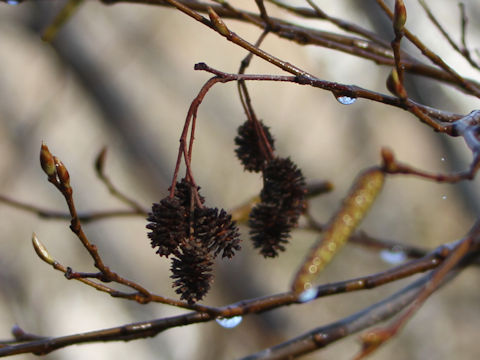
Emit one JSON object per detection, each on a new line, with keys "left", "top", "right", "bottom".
{"left": 292, "top": 167, "right": 385, "bottom": 293}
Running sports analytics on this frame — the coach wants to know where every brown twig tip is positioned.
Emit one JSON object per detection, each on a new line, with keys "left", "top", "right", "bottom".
{"left": 305, "top": 181, "right": 334, "bottom": 198}
{"left": 381, "top": 147, "right": 397, "bottom": 172}
{"left": 32, "top": 233, "right": 55, "bottom": 266}
{"left": 40, "top": 143, "right": 56, "bottom": 177}
{"left": 11, "top": 324, "right": 25, "bottom": 339}
{"left": 393, "top": 0, "right": 407, "bottom": 33}
{"left": 95, "top": 146, "right": 107, "bottom": 175}
{"left": 355, "top": 328, "right": 392, "bottom": 360}
{"left": 194, "top": 62, "right": 208, "bottom": 71}
{"left": 208, "top": 7, "right": 229, "bottom": 37}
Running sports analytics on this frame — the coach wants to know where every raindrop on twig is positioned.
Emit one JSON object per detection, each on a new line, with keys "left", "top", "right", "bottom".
{"left": 335, "top": 95, "right": 357, "bottom": 105}
{"left": 216, "top": 316, "right": 243, "bottom": 329}
{"left": 380, "top": 248, "right": 407, "bottom": 264}
{"left": 298, "top": 287, "right": 318, "bottom": 303}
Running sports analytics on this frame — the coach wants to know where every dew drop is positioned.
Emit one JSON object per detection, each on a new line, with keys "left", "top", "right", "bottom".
{"left": 441, "top": 157, "right": 446, "bottom": 162}
{"left": 380, "top": 248, "right": 407, "bottom": 264}
{"left": 298, "top": 287, "right": 318, "bottom": 303}
{"left": 442, "top": 195, "right": 447, "bottom": 200}
{"left": 216, "top": 316, "right": 243, "bottom": 329}
{"left": 335, "top": 95, "right": 357, "bottom": 105}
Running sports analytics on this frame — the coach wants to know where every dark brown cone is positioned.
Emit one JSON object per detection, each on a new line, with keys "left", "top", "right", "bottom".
{"left": 195, "top": 207, "right": 241, "bottom": 259}
{"left": 235, "top": 120, "right": 275, "bottom": 172}
{"left": 249, "top": 157, "right": 307, "bottom": 257}
{"left": 249, "top": 203, "right": 291, "bottom": 257}
{"left": 170, "top": 239, "right": 214, "bottom": 304}
{"left": 261, "top": 157, "right": 306, "bottom": 213}
{"left": 148, "top": 178, "right": 241, "bottom": 303}
{"left": 173, "top": 178, "right": 205, "bottom": 208}
{"left": 146, "top": 197, "right": 187, "bottom": 257}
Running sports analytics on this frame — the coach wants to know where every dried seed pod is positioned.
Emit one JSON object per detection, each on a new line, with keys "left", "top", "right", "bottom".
{"left": 146, "top": 197, "right": 187, "bottom": 257}
{"left": 235, "top": 120, "right": 275, "bottom": 172}
{"left": 211, "top": 209, "right": 241, "bottom": 258}
{"left": 195, "top": 207, "right": 241, "bottom": 258}
{"left": 147, "top": 178, "right": 241, "bottom": 302}
{"left": 249, "top": 203, "right": 291, "bottom": 258}
{"left": 292, "top": 167, "right": 385, "bottom": 293}
{"left": 261, "top": 157, "right": 306, "bottom": 218}
{"left": 173, "top": 178, "right": 205, "bottom": 207}
{"left": 248, "top": 157, "right": 307, "bottom": 257}
{"left": 170, "top": 239, "right": 214, "bottom": 304}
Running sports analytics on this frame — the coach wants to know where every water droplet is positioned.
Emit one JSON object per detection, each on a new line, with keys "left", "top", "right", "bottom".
{"left": 442, "top": 195, "right": 447, "bottom": 200}
{"left": 335, "top": 95, "right": 357, "bottom": 105}
{"left": 441, "top": 157, "right": 446, "bottom": 162}
{"left": 380, "top": 248, "right": 407, "bottom": 264}
{"left": 216, "top": 316, "right": 243, "bottom": 329}
{"left": 298, "top": 287, "right": 318, "bottom": 303}
{"left": 353, "top": 40, "right": 369, "bottom": 49}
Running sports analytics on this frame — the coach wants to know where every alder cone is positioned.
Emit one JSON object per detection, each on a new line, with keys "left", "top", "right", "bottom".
{"left": 195, "top": 207, "right": 241, "bottom": 259}
{"left": 249, "top": 157, "right": 307, "bottom": 257}
{"left": 170, "top": 239, "right": 214, "bottom": 304}
{"left": 249, "top": 202, "right": 291, "bottom": 257}
{"left": 235, "top": 120, "right": 275, "bottom": 172}
{"left": 147, "top": 178, "right": 241, "bottom": 303}
{"left": 146, "top": 197, "right": 187, "bottom": 257}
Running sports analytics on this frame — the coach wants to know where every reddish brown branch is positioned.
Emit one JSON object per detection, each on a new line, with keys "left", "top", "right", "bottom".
{"left": 14, "top": 229, "right": 477, "bottom": 357}
{"left": 99, "top": 0, "right": 480, "bottom": 96}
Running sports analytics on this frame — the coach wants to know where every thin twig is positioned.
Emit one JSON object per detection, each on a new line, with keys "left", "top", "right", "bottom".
{"left": 376, "top": 0, "right": 480, "bottom": 97}
{"left": 419, "top": 0, "right": 480, "bottom": 71}
{"left": 94, "top": 147, "right": 148, "bottom": 213}
{"left": 101, "top": 0, "right": 480, "bottom": 94}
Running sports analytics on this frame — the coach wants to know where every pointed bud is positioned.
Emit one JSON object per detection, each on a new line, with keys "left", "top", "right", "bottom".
{"left": 381, "top": 147, "right": 397, "bottom": 172}
{"left": 393, "top": 0, "right": 407, "bottom": 33}
{"left": 40, "top": 143, "right": 56, "bottom": 177}
{"left": 386, "top": 68, "right": 407, "bottom": 99}
{"left": 54, "top": 156, "right": 70, "bottom": 188}
{"left": 32, "top": 233, "right": 55, "bottom": 265}
{"left": 95, "top": 146, "right": 107, "bottom": 175}
{"left": 208, "top": 7, "right": 229, "bottom": 37}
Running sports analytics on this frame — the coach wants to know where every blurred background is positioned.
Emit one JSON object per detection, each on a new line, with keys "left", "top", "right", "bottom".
{"left": 0, "top": 0, "right": 480, "bottom": 359}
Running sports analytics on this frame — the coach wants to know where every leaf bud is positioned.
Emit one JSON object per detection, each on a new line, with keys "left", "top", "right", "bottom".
{"left": 54, "top": 156, "right": 71, "bottom": 188}
{"left": 386, "top": 68, "right": 407, "bottom": 99}
{"left": 40, "top": 143, "right": 56, "bottom": 177}
{"left": 208, "top": 7, "right": 229, "bottom": 37}
{"left": 32, "top": 233, "right": 55, "bottom": 266}
{"left": 393, "top": 0, "right": 407, "bottom": 33}
{"left": 95, "top": 147, "right": 107, "bottom": 175}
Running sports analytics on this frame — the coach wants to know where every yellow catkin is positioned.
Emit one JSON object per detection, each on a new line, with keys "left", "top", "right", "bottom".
{"left": 292, "top": 167, "right": 385, "bottom": 293}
